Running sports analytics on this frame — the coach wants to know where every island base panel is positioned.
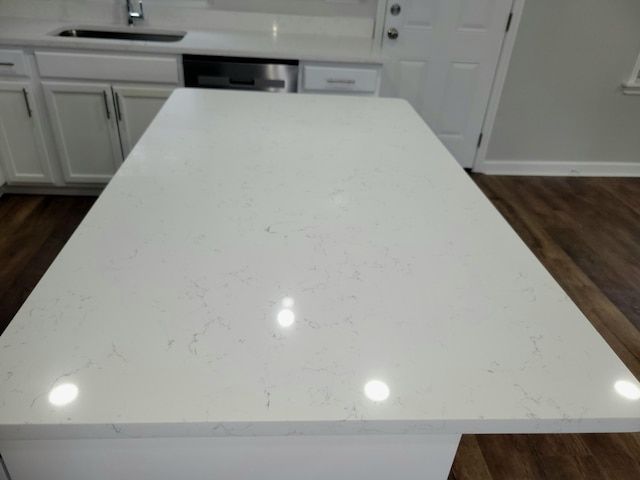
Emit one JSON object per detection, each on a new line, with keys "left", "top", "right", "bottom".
{"left": 0, "top": 434, "right": 461, "bottom": 480}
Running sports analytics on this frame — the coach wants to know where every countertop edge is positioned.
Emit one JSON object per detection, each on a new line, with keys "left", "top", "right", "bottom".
{"left": 2, "top": 418, "right": 639, "bottom": 441}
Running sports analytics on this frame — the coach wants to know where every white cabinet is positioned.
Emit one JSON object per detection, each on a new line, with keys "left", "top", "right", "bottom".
{"left": 42, "top": 81, "right": 123, "bottom": 184}
{"left": 0, "top": 49, "right": 55, "bottom": 185}
{"left": 35, "top": 51, "right": 180, "bottom": 85}
{"left": 0, "top": 50, "right": 28, "bottom": 77}
{"left": 37, "top": 51, "right": 180, "bottom": 184}
{"left": 43, "top": 82, "right": 174, "bottom": 183}
{"left": 112, "top": 85, "right": 173, "bottom": 158}
{"left": 0, "top": 81, "right": 54, "bottom": 184}
{"left": 299, "top": 62, "right": 381, "bottom": 96}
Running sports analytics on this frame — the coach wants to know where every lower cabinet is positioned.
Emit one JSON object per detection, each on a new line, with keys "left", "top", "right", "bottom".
{"left": 0, "top": 80, "right": 54, "bottom": 184}
{"left": 43, "top": 81, "right": 173, "bottom": 184}
{"left": 112, "top": 85, "right": 174, "bottom": 158}
{"left": 298, "top": 62, "right": 381, "bottom": 96}
{"left": 43, "top": 81, "right": 122, "bottom": 184}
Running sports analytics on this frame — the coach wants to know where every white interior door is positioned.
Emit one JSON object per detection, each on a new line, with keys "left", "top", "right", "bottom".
{"left": 381, "top": 0, "right": 513, "bottom": 168}
{"left": 112, "top": 85, "right": 174, "bottom": 158}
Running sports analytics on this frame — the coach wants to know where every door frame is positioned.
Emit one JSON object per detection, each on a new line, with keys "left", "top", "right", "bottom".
{"left": 472, "top": 0, "right": 526, "bottom": 172}
{"left": 374, "top": 0, "right": 526, "bottom": 172}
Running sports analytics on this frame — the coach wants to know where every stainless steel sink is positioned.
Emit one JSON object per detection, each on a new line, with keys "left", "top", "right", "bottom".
{"left": 56, "top": 28, "right": 185, "bottom": 42}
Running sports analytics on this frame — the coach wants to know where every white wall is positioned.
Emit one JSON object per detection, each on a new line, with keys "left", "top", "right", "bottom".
{"left": 484, "top": 0, "right": 640, "bottom": 175}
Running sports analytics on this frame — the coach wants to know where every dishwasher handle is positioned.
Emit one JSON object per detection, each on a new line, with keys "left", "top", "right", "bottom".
{"left": 196, "top": 75, "right": 286, "bottom": 92}
{"left": 229, "top": 78, "right": 255, "bottom": 86}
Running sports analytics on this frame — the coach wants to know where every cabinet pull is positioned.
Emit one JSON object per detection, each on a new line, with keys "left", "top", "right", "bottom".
{"left": 114, "top": 92, "right": 122, "bottom": 121}
{"left": 0, "top": 62, "right": 15, "bottom": 67}
{"left": 102, "top": 91, "right": 111, "bottom": 119}
{"left": 22, "top": 88, "right": 32, "bottom": 118}
{"left": 326, "top": 78, "right": 356, "bottom": 85}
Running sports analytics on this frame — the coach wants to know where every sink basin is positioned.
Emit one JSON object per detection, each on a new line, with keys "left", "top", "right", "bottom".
{"left": 56, "top": 28, "right": 185, "bottom": 42}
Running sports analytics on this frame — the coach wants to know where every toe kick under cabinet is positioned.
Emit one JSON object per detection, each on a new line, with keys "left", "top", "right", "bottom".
{"left": 36, "top": 51, "right": 180, "bottom": 184}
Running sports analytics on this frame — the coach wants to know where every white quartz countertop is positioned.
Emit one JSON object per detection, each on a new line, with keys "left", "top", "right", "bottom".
{"left": 0, "top": 17, "right": 383, "bottom": 63}
{"left": 0, "top": 89, "right": 639, "bottom": 440}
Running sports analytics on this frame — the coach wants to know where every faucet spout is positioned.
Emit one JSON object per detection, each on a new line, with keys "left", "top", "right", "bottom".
{"left": 126, "top": 0, "right": 144, "bottom": 26}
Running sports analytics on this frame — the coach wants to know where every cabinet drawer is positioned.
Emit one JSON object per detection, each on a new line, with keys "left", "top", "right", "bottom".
{"left": 35, "top": 51, "right": 180, "bottom": 84}
{"left": 0, "top": 50, "right": 28, "bottom": 77}
{"left": 302, "top": 64, "right": 378, "bottom": 93}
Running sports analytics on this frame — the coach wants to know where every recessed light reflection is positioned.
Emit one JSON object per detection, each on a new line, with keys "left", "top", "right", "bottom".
{"left": 277, "top": 308, "right": 295, "bottom": 327}
{"left": 282, "top": 297, "right": 294, "bottom": 308}
{"left": 48, "top": 383, "right": 79, "bottom": 406}
{"left": 364, "top": 380, "right": 390, "bottom": 401}
{"left": 615, "top": 380, "right": 640, "bottom": 400}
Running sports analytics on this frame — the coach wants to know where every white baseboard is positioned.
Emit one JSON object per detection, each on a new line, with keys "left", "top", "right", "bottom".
{"left": 478, "top": 160, "right": 640, "bottom": 177}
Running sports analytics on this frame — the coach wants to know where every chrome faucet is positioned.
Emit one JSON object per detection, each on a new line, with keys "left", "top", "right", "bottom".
{"left": 126, "top": 0, "right": 144, "bottom": 26}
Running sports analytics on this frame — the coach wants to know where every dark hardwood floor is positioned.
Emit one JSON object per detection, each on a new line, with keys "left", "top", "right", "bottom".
{"left": 0, "top": 194, "right": 96, "bottom": 334}
{"left": 452, "top": 176, "right": 640, "bottom": 480}
{"left": 1, "top": 175, "right": 640, "bottom": 479}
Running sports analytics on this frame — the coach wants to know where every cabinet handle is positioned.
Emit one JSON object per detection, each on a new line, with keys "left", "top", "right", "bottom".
{"left": 22, "top": 88, "right": 32, "bottom": 118}
{"left": 0, "top": 62, "right": 15, "bottom": 67}
{"left": 102, "top": 91, "right": 111, "bottom": 119}
{"left": 114, "top": 92, "right": 122, "bottom": 121}
{"left": 326, "top": 78, "right": 356, "bottom": 85}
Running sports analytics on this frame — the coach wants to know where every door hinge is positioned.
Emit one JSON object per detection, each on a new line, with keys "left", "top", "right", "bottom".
{"left": 477, "top": 133, "right": 484, "bottom": 149}
{"left": 506, "top": 12, "right": 513, "bottom": 32}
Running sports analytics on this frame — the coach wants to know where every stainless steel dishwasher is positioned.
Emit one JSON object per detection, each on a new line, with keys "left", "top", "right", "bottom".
{"left": 183, "top": 55, "right": 299, "bottom": 93}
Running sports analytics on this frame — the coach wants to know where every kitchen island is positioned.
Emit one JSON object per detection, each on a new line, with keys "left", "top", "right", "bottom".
{"left": 0, "top": 89, "right": 639, "bottom": 479}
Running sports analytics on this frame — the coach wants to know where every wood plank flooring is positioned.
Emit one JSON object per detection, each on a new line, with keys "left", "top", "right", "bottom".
{"left": 451, "top": 175, "right": 640, "bottom": 480}
{"left": 0, "top": 194, "right": 96, "bottom": 334}
{"left": 1, "top": 175, "right": 640, "bottom": 479}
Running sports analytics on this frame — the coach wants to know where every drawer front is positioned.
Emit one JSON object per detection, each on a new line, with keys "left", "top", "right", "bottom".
{"left": 0, "top": 50, "right": 28, "bottom": 77}
{"left": 35, "top": 51, "right": 180, "bottom": 84}
{"left": 303, "top": 65, "right": 378, "bottom": 94}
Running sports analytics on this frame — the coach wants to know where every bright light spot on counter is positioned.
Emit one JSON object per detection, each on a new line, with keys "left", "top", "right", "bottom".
{"left": 272, "top": 23, "right": 278, "bottom": 36}
{"left": 615, "top": 380, "right": 640, "bottom": 400}
{"left": 364, "top": 380, "right": 390, "bottom": 401}
{"left": 277, "top": 308, "right": 295, "bottom": 327}
{"left": 48, "top": 383, "right": 79, "bottom": 406}
{"left": 282, "top": 297, "right": 295, "bottom": 308}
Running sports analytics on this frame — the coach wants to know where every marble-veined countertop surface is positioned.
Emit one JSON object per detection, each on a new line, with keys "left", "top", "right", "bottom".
{"left": 0, "top": 17, "right": 383, "bottom": 63}
{"left": 0, "top": 89, "right": 638, "bottom": 440}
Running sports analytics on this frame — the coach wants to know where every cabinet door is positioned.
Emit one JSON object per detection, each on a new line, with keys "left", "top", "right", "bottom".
{"left": 112, "top": 85, "right": 174, "bottom": 158}
{"left": 0, "top": 81, "right": 54, "bottom": 184}
{"left": 42, "top": 81, "right": 123, "bottom": 184}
